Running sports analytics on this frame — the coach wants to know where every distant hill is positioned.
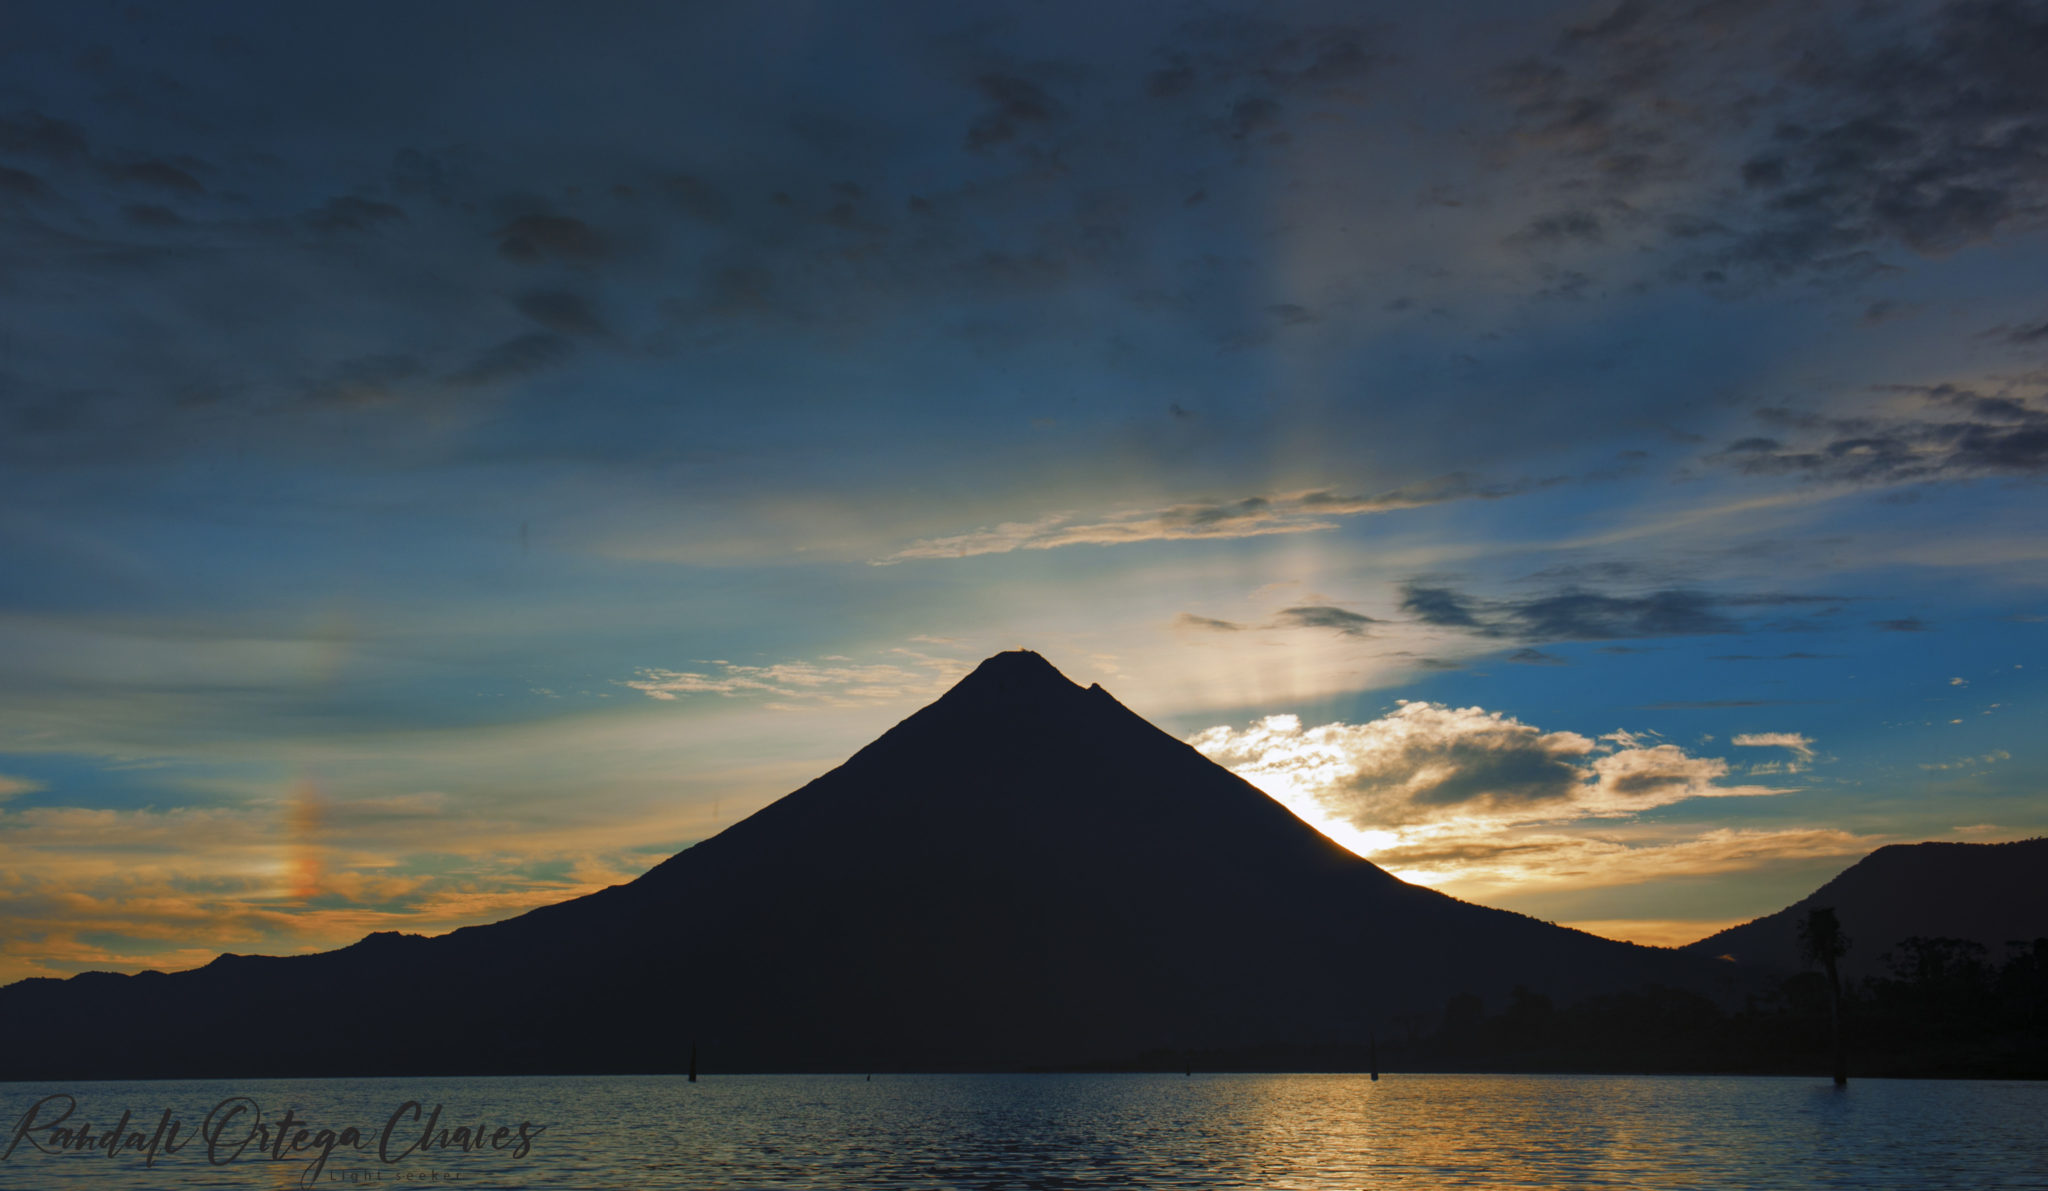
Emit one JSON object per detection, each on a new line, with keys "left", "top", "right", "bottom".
{"left": 1681, "top": 838, "right": 2048, "bottom": 980}
{"left": 1, "top": 650, "right": 1733, "bottom": 1079}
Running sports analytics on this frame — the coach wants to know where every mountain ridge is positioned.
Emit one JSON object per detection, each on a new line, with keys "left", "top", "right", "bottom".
{"left": 1681, "top": 837, "right": 2048, "bottom": 979}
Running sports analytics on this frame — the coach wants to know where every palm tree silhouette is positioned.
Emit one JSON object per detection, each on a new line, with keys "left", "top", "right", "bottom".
{"left": 1798, "top": 906, "right": 1850, "bottom": 1086}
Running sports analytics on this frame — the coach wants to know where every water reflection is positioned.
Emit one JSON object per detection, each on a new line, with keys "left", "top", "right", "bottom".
{"left": 1, "top": 1074, "right": 2041, "bottom": 1189}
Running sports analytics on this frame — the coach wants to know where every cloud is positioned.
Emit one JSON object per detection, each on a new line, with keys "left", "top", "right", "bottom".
{"left": 0, "top": 110, "right": 89, "bottom": 162}
{"left": 1398, "top": 581, "right": 1837, "bottom": 642}
{"left": 497, "top": 213, "right": 607, "bottom": 263}
{"left": 513, "top": 290, "right": 611, "bottom": 339}
{"left": 1710, "top": 382, "right": 2048, "bottom": 483}
{"left": 624, "top": 649, "right": 967, "bottom": 708}
{"left": 1508, "top": 208, "right": 1605, "bottom": 248}
{"left": 1189, "top": 705, "right": 1592, "bottom": 829}
{"left": 1873, "top": 617, "right": 1931, "bottom": 632}
{"left": 1172, "top": 613, "right": 1244, "bottom": 633}
{"left": 965, "top": 73, "right": 1065, "bottom": 151}
{"left": 1507, "top": 648, "right": 1566, "bottom": 665}
{"left": 0, "top": 775, "right": 43, "bottom": 802}
{"left": 105, "top": 159, "right": 205, "bottom": 194}
{"left": 1188, "top": 703, "right": 1809, "bottom": 893}
{"left": 1731, "top": 732, "right": 1815, "bottom": 764}
{"left": 306, "top": 195, "right": 405, "bottom": 234}
{"left": 1369, "top": 826, "right": 1878, "bottom": 896}
{"left": 1513, "top": 590, "right": 1736, "bottom": 639}
{"left": 1273, "top": 605, "right": 1376, "bottom": 637}
{"left": 1399, "top": 584, "right": 1488, "bottom": 629}
{"left": 1189, "top": 701, "right": 1791, "bottom": 839}
{"left": 1919, "top": 750, "right": 2011, "bottom": 772}
{"left": 0, "top": 806, "right": 659, "bottom": 982}
{"left": 1492, "top": 0, "right": 2048, "bottom": 286}
{"left": 0, "top": 166, "right": 48, "bottom": 199}
{"left": 877, "top": 474, "right": 1560, "bottom": 563}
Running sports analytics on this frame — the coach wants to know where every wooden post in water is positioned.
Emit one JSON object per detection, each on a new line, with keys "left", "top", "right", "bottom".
{"left": 1370, "top": 1032, "right": 1379, "bottom": 1081}
{"left": 688, "top": 1043, "right": 698, "bottom": 1083}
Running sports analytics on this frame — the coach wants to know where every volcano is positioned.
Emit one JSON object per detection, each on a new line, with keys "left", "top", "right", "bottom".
{"left": 1, "top": 650, "right": 1725, "bottom": 1078}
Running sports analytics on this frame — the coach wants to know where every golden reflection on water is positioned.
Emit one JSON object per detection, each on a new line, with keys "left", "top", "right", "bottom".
{"left": 1, "top": 1073, "right": 2042, "bottom": 1189}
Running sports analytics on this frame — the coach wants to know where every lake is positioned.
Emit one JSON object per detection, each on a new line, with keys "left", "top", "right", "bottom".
{"left": 2, "top": 1073, "right": 2043, "bottom": 1189}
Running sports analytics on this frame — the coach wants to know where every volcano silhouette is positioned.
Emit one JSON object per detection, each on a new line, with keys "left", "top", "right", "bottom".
{"left": 1, "top": 650, "right": 1723, "bottom": 1077}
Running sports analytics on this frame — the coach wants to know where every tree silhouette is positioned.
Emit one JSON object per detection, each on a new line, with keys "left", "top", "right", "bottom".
{"left": 1798, "top": 906, "right": 1850, "bottom": 1085}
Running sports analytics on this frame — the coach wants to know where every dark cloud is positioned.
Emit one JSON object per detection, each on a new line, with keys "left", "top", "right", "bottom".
{"left": 1513, "top": 590, "right": 1736, "bottom": 638}
{"left": 1562, "top": 0, "right": 1650, "bottom": 46}
{"left": 122, "top": 203, "right": 182, "bottom": 228}
{"left": 1147, "top": 57, "right": 1198, "bottom": 99}
{"left": 1511, "top": 209, "right": 1604, "bottom": 247}
{"left": 1172, "top": 496, "right": 1270, "bottom": 527}
{"left": 1172, "top": 612, "right": 1243, "bottom": 632}
{"left": 1507, "top": 648, "right": 1567, "bottom": 665}
{"left": 1400, "top": 584, "right": 1488, "bottom": 630}
{"left": 1402, "top": 580, "right": 1840, "bottom": 642}
{"left": 1601, "top": 769, "right": 1692, "bottom": 797}
{"left": 1140, "top": 17, "right": 1376, "bottom": 151}
{"left": 1494, "top": 0, "right": 2048, "bottom": 286}
{"left": 0, "top": 111, "right": 89, "bottom": 162}
{"left": 513, "top": 291, "right": 609, "bottom": 339}
{"left": 306, "top": 195, "right": 405, "bottom": 234}
{"left": 1400, "top": 743, "right": 1580, "bottom": 806}
{"left": 1733, "top": 0, "right": 2048, "bottom": 266}
{"left": 497, "top": 214, "right": 606, "bottom": 264}
{"left": 1861, "top": 299, "right": 1919, "bottom": 326}
{"left": 1275, "top": 605, "right": 1377, "bottom": 636}
{"left": 1711, "top": 382, "right": 2048, "bottom": 482}
{"left": 1227, "top": 95, "right": 1283, "bottom": 140}
{"left": 104, "top": 160, "right": 204, "bottom": 194}
{"left": 1327, "top": 716, "right": 1585, "bottom": 812}
{"left": 1994, "top": 318, "right": 2048, "bottom": 346}
{"left": 0, "top": 166, "right": 47, "bottom": 199}
{"left": 658, "top": 175, "right": 731, "bottom": 224}
{"left": 965, "top": 74, "right": 1063, "bottom": 151}
{"left": 1708, "top": 652, "right": 1841, "bottom": 661}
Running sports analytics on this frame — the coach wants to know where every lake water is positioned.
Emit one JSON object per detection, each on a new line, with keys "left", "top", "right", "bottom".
{"left": 2, "top": 1073, "right": 2043, "bottom": 1189}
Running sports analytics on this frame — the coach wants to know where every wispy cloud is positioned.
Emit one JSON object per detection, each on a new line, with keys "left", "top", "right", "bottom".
{"left": 624, "top": 648, "right": 967, "bottom": 708}
{"left": 875, "top": 475, "right": 1561, "bottom": 563}
{"left": 1732, "top": 732, "right": 1816, "bottom": 764}
{"left": 1376, "top": 826, "right": 1880, "bottom": 898}
{"left": 1919, "top": 750, "right": 2012, "bottom": 772}
{"left": 1172, "top": 605, "right": 1379, "bottom": 638}
{"left": 0, "top": 775, "right": 43, "bottom": 802}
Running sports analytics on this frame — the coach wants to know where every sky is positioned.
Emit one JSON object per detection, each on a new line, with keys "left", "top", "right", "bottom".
{"left": 1, "top": 0, "right": 2043, "bottom": 982}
